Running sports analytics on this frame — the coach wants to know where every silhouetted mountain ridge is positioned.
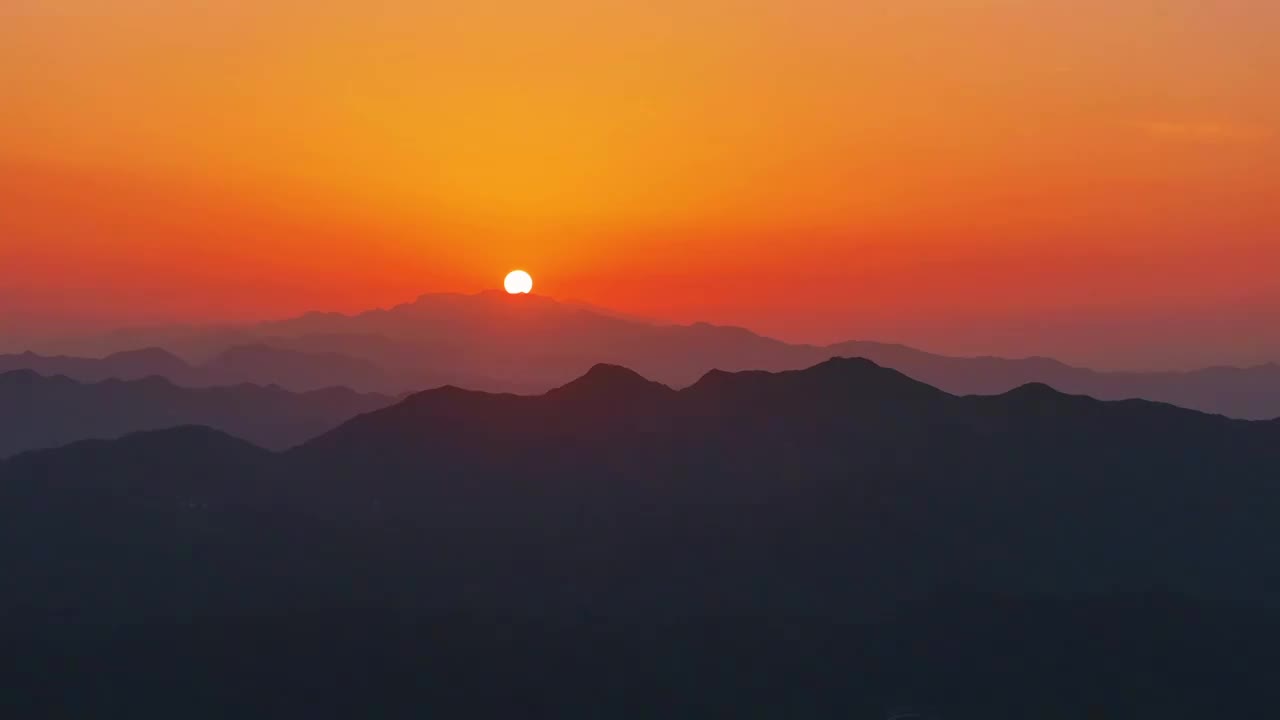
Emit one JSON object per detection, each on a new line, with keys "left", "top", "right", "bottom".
{"left": 23, "top": 291, "right": 1280, "bottom": 418}
{"left": 3, "top": 358, "right": 1279, "bottom": 627}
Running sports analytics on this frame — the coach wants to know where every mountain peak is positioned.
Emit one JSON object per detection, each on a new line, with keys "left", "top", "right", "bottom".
{"left": 802, "top": 357, "right": 948, "bottom": 396}
{"left": 1008, "top": 381, "right": 1060, "bottom": 395}
{"left": 808, "top": 355, "right": 887, "bottom": 374}
{"left": 549, "top": 364, "right": 674, "bottom": 401}
{"left": 586, "top": 362, "right": 643, "bottom": 377}
{"left": 988, "top": 382, "right": 1093, "bottom": 412}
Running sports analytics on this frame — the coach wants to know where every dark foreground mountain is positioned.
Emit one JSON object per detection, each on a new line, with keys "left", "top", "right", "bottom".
{"left": 3, "top": 359, "right": 1279, "bottom": 716}
{"left": 0, "top": 370, "right": 393, "bottom": 456}
{"left": 8, "top": 597, "right": 1278, "bottom": 719}
{"left": 26, "top": 291, "right": 1280, "bottom": 417}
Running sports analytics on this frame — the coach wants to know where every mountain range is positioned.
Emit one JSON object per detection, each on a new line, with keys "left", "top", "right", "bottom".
{"left": 5, "top": 357, "right": 1278, "bottom": 716}
{"left": 15, "top": 291, "right": 1280, "bottom": 419}
{"left": 4, "top": 358, "right": 1277, "bottom": 618}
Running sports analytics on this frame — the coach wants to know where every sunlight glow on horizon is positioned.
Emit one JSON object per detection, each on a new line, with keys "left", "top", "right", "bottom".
{"left": 1, "top": 0, "right": 1278, "bottom": 368}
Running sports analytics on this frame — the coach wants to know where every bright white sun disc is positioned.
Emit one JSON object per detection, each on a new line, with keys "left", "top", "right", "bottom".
{"left": 504, "top": 270, "right": 533, "bottom": 294}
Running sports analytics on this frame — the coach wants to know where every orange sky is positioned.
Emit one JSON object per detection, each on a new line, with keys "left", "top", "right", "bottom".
{"left": 2, "top": 0, "right": 1278, "bottom": 368}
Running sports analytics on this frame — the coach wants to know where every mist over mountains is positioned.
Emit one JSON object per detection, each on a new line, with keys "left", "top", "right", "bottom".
{"left": 14, "top": 291, "right": 1280, "bottom": 419}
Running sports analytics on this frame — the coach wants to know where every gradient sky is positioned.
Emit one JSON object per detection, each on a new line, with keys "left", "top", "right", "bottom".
{"left": 3, "top": 0, "right": 1278, "bottom": 369}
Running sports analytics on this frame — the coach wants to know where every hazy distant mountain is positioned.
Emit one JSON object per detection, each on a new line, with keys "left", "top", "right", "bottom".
{"left": 0, "top": 347, "right": 203, "bottom": 385}
{"left": 830, "top": 340, "right": 1280, "bottom": 421}
{"left": 0, "top": 370, "right": 393, "bottom": 456}
{"left": 202, "top": 343, "right": 394, "bottom": 392}
{"left": 6, "top": 337, "right": 542, "bottom": 396}
{"left": 20, "top": 291, "right": 1280, "bottom": 417}
{"left": 0, "top": 344, "right": 449, "bottom": 395}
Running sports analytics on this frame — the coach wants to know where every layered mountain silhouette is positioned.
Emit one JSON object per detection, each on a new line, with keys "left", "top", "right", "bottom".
{"left": 0, "top": 370, "right": 394, "bottom": 456}
{"left": 22, "top": 291, "right": 1280, "bottom": 418}
{"left": 4, "top": 358, "right": 1278, "bottom": 619}
{"left": 6, "top": 357, "right": 1279, "bottom": 715}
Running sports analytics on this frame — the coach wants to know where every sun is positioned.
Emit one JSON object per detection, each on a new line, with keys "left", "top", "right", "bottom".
{"left": 503, "top": 269, "right": 533, "bottom": 294}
